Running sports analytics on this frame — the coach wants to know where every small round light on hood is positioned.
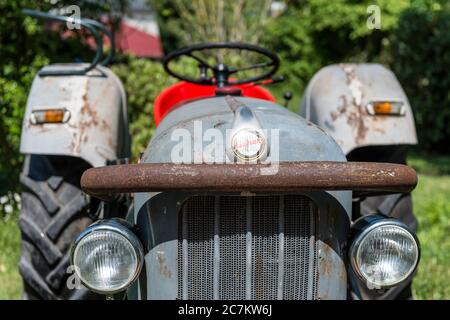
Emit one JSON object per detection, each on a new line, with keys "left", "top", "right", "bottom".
{"left": 231, "top": 128, "right": 267, "bottom": 161}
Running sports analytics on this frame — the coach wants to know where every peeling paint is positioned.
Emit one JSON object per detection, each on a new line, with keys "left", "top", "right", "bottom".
{"left": 157, "top": 251, "right": 172, "bottom": 279}
{"left": 330, "top": 64, "right": 369, "bottom": 145}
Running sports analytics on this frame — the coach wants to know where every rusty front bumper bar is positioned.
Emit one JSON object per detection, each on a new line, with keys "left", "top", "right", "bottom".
{"left": 80, "top": 162, "right": 417, "bottom": 200}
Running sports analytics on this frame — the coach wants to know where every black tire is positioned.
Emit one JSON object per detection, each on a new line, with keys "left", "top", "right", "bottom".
{"left": 18, "top": 155, "right": 100, "bottom": 300}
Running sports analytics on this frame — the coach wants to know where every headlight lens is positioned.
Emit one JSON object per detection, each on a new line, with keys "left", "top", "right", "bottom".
{"left": 71, "top": 219, "right": 144, "bottom": 294}
{"left": 231, "top": 128, "right": 267, "bottom": 161}
{"left": 350, "top": 220, "right": 419, "bottom": 289}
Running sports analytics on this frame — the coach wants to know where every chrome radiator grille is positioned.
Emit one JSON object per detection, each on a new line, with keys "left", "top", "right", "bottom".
{"left": 178, "top": 195, "right": 318, "bottom": 300}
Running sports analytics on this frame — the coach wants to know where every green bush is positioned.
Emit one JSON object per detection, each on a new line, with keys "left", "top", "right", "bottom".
{"left": 261, "top": 0, "right": 409, "bottom": 96}
{"left": 261, "top": 0, "right": 450, "bottom": 152}
{"left": 0, "top": 0, "right": 126, "bottom": 212}
{"left": 390, "top": 5, "right": 450, "bottom": 152}
{"left": 111, "top": 57, "right": 176, "bottom": 158}
{"left": 0, "top": 0, "right": 53, "bottom": 196}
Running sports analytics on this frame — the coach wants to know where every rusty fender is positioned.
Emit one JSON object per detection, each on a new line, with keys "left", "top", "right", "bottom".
{"left": 80, "top": 162, "right": 417, "bottom": 200}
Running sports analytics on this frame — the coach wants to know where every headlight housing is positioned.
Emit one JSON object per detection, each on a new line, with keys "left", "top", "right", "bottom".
{"left": 349, "top": 216, "right": 420, "bottom": 289}
{"left": 70, "top": 219, "right": 144, "bottom": 294}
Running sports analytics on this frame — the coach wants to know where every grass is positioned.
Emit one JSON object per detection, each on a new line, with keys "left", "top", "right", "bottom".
{"left": 0, "top": 153, "right": 448, "bottom": 300}
{"left": 412, "top": 174, "right": 450, "bottom": 299}
{"left": 0, "top": 214, "right": 22, "bottom": 299}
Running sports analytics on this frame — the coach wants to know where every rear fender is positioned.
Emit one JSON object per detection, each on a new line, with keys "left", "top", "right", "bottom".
{"left": 20, "top": 64, "right": 130, "bottom": 167}
{"left": 300, "top": 64, "right": 418, "bottom": 155}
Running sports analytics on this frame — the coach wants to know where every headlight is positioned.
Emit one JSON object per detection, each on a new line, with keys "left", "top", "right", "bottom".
{"left": 350, "top": 216, "right": 420, "bottom": 289}
{"left": 70, "top": 219, "right": 144, "bottom": 294}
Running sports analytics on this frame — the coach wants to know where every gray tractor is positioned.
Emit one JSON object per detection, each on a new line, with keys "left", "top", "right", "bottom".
{"left": 18, "top": 10, "right": 421, "bottom": 301}
{"left": 18, "top": 10, "right": 130, "bottom": 299}
{"left": 71, "top": 43, "right": 419, "bottom": 300}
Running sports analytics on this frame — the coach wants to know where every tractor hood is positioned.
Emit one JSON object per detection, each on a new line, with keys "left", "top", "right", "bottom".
{"left": 143, "top": 96, "right": 347, "bottom": 165}
{"left": 138, "top": 96, "right": 352, "bottom": 217}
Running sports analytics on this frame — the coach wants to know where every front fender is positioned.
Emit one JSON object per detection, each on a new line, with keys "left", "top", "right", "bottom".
{"left": 20, "top": 64, "right": 130, "bottom": 167}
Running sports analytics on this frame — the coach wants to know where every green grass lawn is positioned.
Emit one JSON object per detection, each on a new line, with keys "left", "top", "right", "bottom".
{"left": 0, "top": 214, "right": 22, "bottom": 299}
{"left": 408, "top": 153, "right": 450, "bottom": 299}
{"left": 0, "top": 154, "right": 449, "bottom": 300}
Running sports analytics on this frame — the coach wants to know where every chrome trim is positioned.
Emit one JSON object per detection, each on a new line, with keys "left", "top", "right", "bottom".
{"left": 349, "top": 216, "right": 420, "bottom": 289}
{"left": 226, "top": 100, "right": 269, "bottom": 162}
{"left": 70, "top": 218, "right": 144, "bottom": 294}
{"left": 276, "top": 195, "right": 285, "bottom": 300}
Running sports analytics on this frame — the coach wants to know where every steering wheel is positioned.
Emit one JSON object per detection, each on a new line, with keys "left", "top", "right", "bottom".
{"left": 163, "top": 42, "right": 280, "bottom": 87}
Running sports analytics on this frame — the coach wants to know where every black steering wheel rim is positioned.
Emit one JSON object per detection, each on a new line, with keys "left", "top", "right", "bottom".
{"left": 163, "top": 42, "right": 280, "bottom": 86}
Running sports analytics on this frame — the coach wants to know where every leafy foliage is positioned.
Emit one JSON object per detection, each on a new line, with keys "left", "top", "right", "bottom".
{"left": 390, "top": 4, "right": 450, "bottom": 152}
{"left": 261, "top": 0, "right": 409, "bottom": 93}
{"left": 0, "top": 0, "right": 126, "bottom": 202}
{"left": 111, "top": 57, "right": 176, "bottom": 158}
{"left": 261, "top": 0, "right": 450, "bottom": 151}
{"left": 151, "top": 0, "right": 273, "bottom": 53}
{"left": 1, "top": 0, "right": 52, "bottom": 195}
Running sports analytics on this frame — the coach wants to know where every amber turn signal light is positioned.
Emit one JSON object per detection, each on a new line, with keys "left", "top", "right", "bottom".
{"left": 366, "top": 101, "right": 405, "bottom": 116}
{"left": 30, "top": 109, "right": 71, "bottom": 124}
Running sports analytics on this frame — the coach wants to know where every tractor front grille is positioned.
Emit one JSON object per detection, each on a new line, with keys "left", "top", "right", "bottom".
{"left": 177, "top": 195, "right": 318, "bottom": 300}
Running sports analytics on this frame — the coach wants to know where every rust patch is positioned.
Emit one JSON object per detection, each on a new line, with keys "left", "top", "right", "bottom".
{"left": 69, "top": 81, "right": 107, "bottom": 154}
{"left": 27, "top": 123, "right": 51, "bottom": 133}
{"left": 330, "top": 95, "right": 348, "bottom": 121}
{"left": 100, "top": 119, "right": 110, "bottom": 130}
{"left": 157, "top": 252, "right": 172, "bottom": 279}
{"left": 321, "top": 245, "right": 333, "bottom": 277}
{"left": 224, "top": 95, "right": 243, "bottom": 112}
{"left": 254, "top": 253, "right": 264, "bottom": 299}
{"left": 213, "top": 120, "right": 226, "bottom": 128}
{"left": 107, "top": 137, "right": 115, "bottom": 149}
{"left": 330, "top": 64, "right": 369, "bottom": 144}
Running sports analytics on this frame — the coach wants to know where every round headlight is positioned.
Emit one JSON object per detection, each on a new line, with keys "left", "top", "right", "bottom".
{"left": 350, "top": 218, "right": 419, "bottom": 289}
{"left": 70, "top": 219, "right": 144, "bottom": 294}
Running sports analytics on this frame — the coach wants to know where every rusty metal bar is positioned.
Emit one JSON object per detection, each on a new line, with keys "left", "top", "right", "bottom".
{"left": 80, "top": 161, "right": 418, "bottom": 200}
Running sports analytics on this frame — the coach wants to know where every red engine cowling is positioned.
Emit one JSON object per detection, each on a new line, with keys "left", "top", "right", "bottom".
{"left": 153, "top": 81, "right": 275, "bottom": 126}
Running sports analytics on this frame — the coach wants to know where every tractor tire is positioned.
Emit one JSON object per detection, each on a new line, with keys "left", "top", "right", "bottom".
{"left": 18, "top": 155, "right": 100, "bottom": 300}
